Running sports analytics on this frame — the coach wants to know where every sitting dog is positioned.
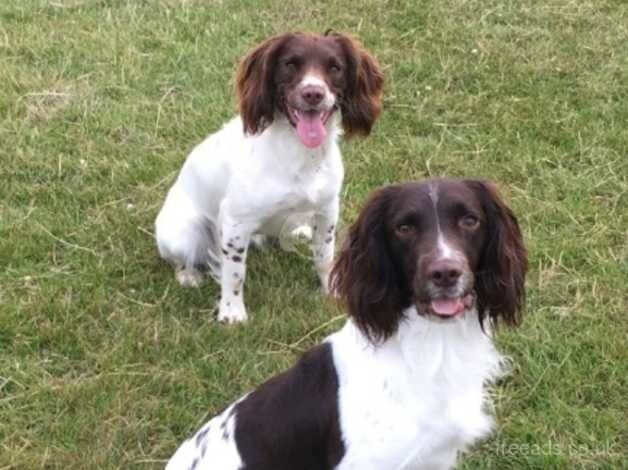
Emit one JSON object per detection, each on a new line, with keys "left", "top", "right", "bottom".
{"left": 155, "top": 32, "right": 383, "bottom": 323}
{"left": 165, "top": 179, "right": 528, "bottom": 470}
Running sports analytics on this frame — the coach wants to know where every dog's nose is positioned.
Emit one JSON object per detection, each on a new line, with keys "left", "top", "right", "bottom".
{"left": 301, "top": 85, "right": 325, "bottom": 106}
{"left": 427, "top": 260, "right": 463, "bottom": 288}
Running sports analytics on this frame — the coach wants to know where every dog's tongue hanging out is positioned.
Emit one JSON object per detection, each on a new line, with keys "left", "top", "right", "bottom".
{"left": 295, "top": 111, "right": 327, "bottom": 148}
{"left": 430, "top": 298, "right": 465, "bottom": 317}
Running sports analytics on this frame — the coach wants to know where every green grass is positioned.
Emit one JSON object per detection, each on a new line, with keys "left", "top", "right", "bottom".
{"left": 1, "top": 0, "right": 627, "bottom": 468}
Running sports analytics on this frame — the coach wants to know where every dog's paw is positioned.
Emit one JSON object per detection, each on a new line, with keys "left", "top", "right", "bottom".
{"left": 292, "top": 225, "right": 313, "bottom": 240}
{"left": 175, "top": 268, "right": 203, "bottom": 288}
{"left": 320, "top": 280, "right": 330, "bottom": 295}
{"left": 318, "top": 271, "right": 332, "bottom": 296}
{"left": 250, "top": 234, "right": 268, "bottom": 249}
{"left": 217, "top": 301, "right": 248, "bottom": 324}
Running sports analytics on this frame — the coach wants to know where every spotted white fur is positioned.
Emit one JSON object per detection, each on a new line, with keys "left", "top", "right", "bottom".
{"left": 155, "top": 114, "right": 343, "bottom": 323}
{"left": 166, "top": 398, "right": 246, "bottom": 470}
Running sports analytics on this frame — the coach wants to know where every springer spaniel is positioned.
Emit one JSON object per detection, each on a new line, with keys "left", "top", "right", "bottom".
{"left": 165, "top": 179, "right": 528, "bottom": 470}
{"left": 155, "top": 32, "right": 383, "bottom": 323}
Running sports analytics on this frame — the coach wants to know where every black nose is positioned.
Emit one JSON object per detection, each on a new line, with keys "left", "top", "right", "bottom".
{"left": 301, "top": 85, "right": 324, "bottom": 106}
{"left": 427, "top": 259, "right": 463, "bottom": 288}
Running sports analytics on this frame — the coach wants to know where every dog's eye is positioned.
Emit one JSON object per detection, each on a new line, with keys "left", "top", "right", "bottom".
{"left": 329, "top": 62, "right": 341, "bottom": 73}
{"left": 395, "top": 224, "right": 415, "bottom": 236}
{"left": 284, "top": 59, "right": 299, "bottom": 70}
{"left": 460, "top": 215, "right": 479, "bottom": 229}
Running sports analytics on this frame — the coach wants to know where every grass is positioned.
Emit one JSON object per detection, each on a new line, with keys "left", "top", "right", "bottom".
{"left": 1, "top": 0, "right": 626, "bottom": 468}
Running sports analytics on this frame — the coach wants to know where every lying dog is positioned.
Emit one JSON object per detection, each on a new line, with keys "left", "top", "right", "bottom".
{"left": 166, "top": 179, "right": 528, "bottom": 470}
{"left": 155, "top": 32, "right": 383, "bottom": 323}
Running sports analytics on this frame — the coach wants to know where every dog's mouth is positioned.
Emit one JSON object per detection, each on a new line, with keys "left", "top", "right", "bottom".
{"left": 417, "top": 293, "right": 474, "bottom": 320}
{"left": 286, "top": 105, "right": 336, "bottom": 149}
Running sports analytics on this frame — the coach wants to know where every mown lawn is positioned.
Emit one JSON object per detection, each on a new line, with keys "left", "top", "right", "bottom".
{"left": 1, "top": 0, "right": 626, "bottom": 468}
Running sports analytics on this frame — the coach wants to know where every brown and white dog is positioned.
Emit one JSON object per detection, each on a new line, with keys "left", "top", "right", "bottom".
{"left": 155, "top": 32, "right": 383, "bottom": 323}
{"left": 166, "top": 179, "right": 528, "bottom": 470}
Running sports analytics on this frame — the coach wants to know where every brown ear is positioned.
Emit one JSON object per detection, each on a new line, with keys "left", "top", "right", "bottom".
{"left": 331, "top": 33, "right": 384, "bottom": 137}
{"left": 467, "top": 181, "right": 528, "bottom": 328}
{"left": 330, "top": 187, "right": 409, "bottom": 342}
{"left": 235, "top": 34, "right": 289, "bottom": 135}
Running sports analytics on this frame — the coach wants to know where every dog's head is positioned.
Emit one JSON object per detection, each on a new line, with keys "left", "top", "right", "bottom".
{"left": 235, "top": 32, "right": 383, "bottom": 147}
{"left": 330, "top": 179, "right": 528, "bottom": 342}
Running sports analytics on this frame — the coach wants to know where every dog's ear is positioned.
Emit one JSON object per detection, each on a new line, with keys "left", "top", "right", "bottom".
{"left": 467, "top": 181, "right": 528, "bottom": 328}
{"left": 235, "top": 34, "right": 290, "bottom": 135}
{"left": 330, "top": 187, "right": 407, "bottom": 342}
{"left": 331, "top": 33, "right": 384, "bottom": 137}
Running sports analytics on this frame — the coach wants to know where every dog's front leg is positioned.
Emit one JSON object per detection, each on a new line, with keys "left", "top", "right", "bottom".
{"left": 217, "top": 216, "right": 254, "bottom": 324}
{"left": 311, "top": 203, "right": 339, "bottom": 295}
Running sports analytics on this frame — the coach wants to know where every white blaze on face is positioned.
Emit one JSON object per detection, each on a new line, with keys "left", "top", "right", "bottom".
{"left": 426, "top": 182, "right": 471, "bottom": 317}
{"left": 429, "top": 183, "right": 466, "bottom": 264}
{"left": 437, "top": 235, "right": 456, "bottom": 259}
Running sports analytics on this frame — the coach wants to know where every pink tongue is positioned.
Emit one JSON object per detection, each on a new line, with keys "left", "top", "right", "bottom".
{"left": 296, "top": 112, "right": 326, "bottom": 148}
{"left": 430, "top": 298, "right": 464, "bottom": 316}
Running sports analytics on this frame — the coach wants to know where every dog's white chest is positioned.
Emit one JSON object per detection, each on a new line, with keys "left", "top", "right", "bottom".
{"left": 290, "top": 162, "right": 335, "bottom": 207}
{"left": 336, "top": 368, "right": 489, "bottom": 469}
{"left": 223, "top": 134, "right": 343, "bottom": 221}
{"left": 331, "top": 314, "right": 503, "bottom": 470}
